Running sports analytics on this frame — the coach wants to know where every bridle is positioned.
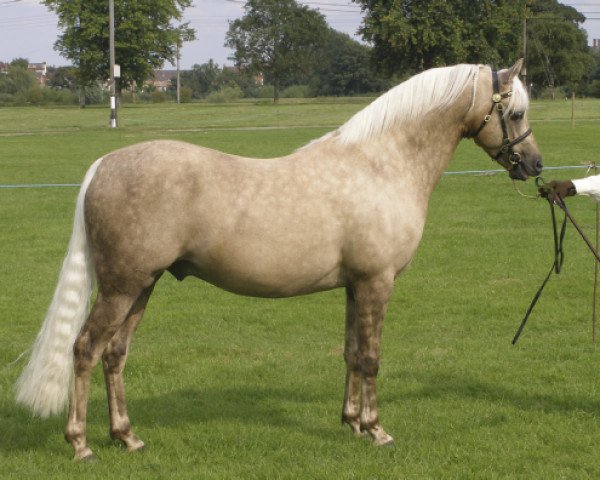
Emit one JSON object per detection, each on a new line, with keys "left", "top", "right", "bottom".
{"left": 470, "top": 68, "right": 532, "bottom": 171}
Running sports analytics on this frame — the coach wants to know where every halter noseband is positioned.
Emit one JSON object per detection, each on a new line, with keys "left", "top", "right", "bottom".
{"left": 471, "top": 69, "right": 532, "bottom": 170}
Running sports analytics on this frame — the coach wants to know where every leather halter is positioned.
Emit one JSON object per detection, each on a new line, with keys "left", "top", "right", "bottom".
{"left": 470, "top": 69, "right": 532, "bottom": 170}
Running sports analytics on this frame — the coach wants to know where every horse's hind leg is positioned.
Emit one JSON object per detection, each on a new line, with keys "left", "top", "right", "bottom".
{"left": 65, "top": 290, "right": 142, "bottom": 461}
{"left": 102, "top": 284, "right": 155, "bottom": 453}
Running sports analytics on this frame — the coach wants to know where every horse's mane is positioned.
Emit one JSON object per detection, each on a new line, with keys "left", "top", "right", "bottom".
{"left": 306, "top": 64, "right": 479, "bottom": 148}
{"left": 301, "top": 63, "right": 530, "bottom": 149}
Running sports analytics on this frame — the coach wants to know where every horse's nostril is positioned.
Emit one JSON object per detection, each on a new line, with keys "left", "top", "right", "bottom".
{"left": 535, "top": 157, "right": 543, "bottom": 173}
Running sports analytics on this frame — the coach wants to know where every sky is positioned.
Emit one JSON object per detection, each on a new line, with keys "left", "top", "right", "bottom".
{"left": 0, "top": 0, "right": 599, "bottom": 70}
{"left": 0, "top": 0, "right": 364, "bottom": 69}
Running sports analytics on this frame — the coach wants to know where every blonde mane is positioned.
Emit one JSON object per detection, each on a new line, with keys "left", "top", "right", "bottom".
{"left": 305, "top": 64, "right": 480, "bottom": 147}
{"left": 505, "top": 75, "right": 529, "bottom": 118}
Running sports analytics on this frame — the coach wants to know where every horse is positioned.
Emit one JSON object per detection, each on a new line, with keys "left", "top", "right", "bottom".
{"left": 16, "top": 60, "right": 542, "bottom": 461}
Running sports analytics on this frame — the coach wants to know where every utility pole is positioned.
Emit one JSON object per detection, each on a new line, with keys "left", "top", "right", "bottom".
{"left": 109, "top": 0, "right": 117, "bottom": 128}
{"left": 176, "top": 40, "right": 181, "bottom": 104}
{"left": 175, "top": 26, "right": 194, "bottom": 104}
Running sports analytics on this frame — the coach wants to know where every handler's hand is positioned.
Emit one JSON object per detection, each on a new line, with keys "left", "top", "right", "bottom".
{"left": 539, "top": 180, "right": 576, "bottom": 201}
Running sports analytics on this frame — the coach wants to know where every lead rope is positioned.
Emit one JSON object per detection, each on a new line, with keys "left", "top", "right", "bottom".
{"left": 512, "top": 174, "right": 600, "bottom": 344}
{"left": 512, "top": 192, "right": 567, "bottom": 344}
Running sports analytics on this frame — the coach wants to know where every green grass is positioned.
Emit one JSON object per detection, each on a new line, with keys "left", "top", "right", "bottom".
{"left": 1, "top": 98, "right": 600, "bottom": 478}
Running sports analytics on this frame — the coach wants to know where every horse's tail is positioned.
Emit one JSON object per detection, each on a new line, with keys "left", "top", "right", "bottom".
{"left": 15, "top": 157, "right": 104, "bottom": 417}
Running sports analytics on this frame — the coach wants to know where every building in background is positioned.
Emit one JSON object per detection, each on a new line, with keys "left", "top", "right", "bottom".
{"left": 28, "top": 62, "right": 47, "bottom": 86}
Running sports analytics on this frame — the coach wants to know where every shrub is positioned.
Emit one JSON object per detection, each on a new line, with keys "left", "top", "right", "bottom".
{"left": 282, "top": 85, "right": 312, "bottom": 98}
{"left": 206, "top": 85, "right": 243, "bottom": 103}
{"left": 257, "top": 85, "right": 275, "bottom": 99}
{"left": 41, "top": 88, "right": 78, "bottom": 105}
{"left": 151, "top": 91, "right": 168, "bottom": 103}
{"left": 25, "top": 87, "right": 44, "bottom": 104}
{"left": 179, "top": 86, "right": 193, "bottom": 103}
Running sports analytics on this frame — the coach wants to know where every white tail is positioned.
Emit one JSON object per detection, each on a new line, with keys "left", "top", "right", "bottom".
{"left": 16, "top": 157, "right": 104, "bottom": 417}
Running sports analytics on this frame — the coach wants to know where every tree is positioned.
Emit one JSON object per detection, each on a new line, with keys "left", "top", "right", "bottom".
{"left": 526, "top": 0, "right": 594, "bottom": 95}
{"left": 355, "top": 0, "right": 595, "bottom": 93}
{"left": 179, "top": 60, "right": 223, "bottom": 99}
{"left": 42, "top": 0, "right": 194, "bottom": 90}
{"left": 0, "top": 59, "right": 46, "bottom": 105}
{"left": 584, "top": 49, "right": 600, "bottom": 98}
{"left": 311, "top": 29, "right": 388, "bottom": 96}
{"left": 354, "top": 0, "right": 526, "bottom": 75}
{"left": 225, "top": 0, "right": 328, "bottom": 103}
{"left": 46, "top": 66, "right": 79, "bottom": 91}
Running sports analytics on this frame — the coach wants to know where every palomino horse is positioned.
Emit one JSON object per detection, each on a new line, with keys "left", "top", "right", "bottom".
{"left": 17, "top": 60, "right": 542, "bottom": 460}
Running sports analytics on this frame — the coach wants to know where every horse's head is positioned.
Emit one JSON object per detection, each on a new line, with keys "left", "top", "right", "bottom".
{"left": 467, "top": 59, "right": 542, "bottom": 181}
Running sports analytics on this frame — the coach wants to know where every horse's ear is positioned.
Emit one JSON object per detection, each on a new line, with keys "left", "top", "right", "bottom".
{"left": 507, "top": 58, "right": 524, "bottom": 80}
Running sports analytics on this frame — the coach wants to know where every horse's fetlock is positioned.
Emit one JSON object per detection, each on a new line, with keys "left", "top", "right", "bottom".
{"left": 360, "top": 417, "right": 380, "bottom": 433}
{"left": 64, "top": 425, "right": 83, "bottom": 444}
{"left": 360, "top": 356, "right": 380, "bottom": 376}
{"left": 110, "top": 422, "right": 132, "bottom": 441}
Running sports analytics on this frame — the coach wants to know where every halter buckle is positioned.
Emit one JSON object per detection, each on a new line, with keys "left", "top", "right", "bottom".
{"left": 492, "top": 93, "right": 502, "bottom": 103}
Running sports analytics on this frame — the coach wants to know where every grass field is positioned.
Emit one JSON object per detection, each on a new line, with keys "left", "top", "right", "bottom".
{"left": 1, "top": 97, "right": 600, "bottom": 478}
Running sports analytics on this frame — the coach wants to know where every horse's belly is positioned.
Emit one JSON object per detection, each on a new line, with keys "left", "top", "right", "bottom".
{"left": 175, "top": 248, "right": 345, "bottom": 298}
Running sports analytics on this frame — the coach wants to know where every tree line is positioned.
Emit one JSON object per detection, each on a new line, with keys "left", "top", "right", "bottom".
{"left": 355, "top": 0, "right": 600, "bottom": 97}
{"left": 1, "top": 0, "right": 600, "bottom": 106}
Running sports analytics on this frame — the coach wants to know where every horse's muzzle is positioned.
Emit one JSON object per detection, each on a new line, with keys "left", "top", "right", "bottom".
{"left": 509, "top": 154, "right": 543, "bottom": 181}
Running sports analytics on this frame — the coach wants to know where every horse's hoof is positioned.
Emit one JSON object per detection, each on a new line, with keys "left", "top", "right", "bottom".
{"left": 126, "top": 439, "right": 145, "bottom": 453}
{"left": 131, "top": 444, "right": 145, "bottom": 454}
{"left": 80, "top": 453, "right": 97, "bottom": 463}
{"left": 371, "top": 431, "right": 394, "bottom": 447}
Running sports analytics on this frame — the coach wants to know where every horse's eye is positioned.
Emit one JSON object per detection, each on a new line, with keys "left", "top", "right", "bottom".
{"left": 510, "top": 111, "right": 524, "bottom": 121}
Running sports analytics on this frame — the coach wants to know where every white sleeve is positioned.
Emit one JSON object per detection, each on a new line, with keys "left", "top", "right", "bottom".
{"left": 572, "top": 175, "right": 600, "bottom": 202}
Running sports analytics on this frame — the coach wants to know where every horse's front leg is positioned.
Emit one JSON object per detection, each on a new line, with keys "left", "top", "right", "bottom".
{"left": 354, "top": 273, "right": 394, "bottom": 446}
{"left": 341, "top": 287, "right": 366, "bottom": 437}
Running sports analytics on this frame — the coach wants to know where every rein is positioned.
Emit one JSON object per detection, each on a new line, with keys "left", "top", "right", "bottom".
{"left": 470, "top": 69, "right": 532, "bottom": 171}
{"left": 512, "top": 178, "right": 600, "bottom": 344}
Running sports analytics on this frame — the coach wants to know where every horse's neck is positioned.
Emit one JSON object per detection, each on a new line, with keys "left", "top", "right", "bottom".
{"left": 359, "top": 114, "right": 465, "bottom": 198}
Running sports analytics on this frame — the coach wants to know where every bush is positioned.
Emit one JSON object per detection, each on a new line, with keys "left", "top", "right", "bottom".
{"left": 82, "top": 83, "right": 105, "bottom": 105}
{"left": 151, "top": 91, "right": 168, "bottom": 103}
{"left": 40, "top": 88, "right": 78, "bottom": 105}
{"left": 179, "top": 86, "right": 193, "bottom": 103}
{"left": 257, "top": 85, "right": 275, "bottom": 99}
{"left": 0, "top": 93, "right": 15, "bottom": 106}
{"left": 281, "top": 85, "right": 312, "bottom": 98}
{"left": 206, "top": 85, "right": 243, "bottom": 103}
{"left": 583, "top": 80, "right": 600, "bottom": 99}
{"left": 26, "top": 87, "right": 44, "bottom": 104}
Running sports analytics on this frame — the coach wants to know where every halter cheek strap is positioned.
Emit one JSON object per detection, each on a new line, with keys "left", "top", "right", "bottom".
{"left": 470, "top": 69, "right": 533, "bottom": 170}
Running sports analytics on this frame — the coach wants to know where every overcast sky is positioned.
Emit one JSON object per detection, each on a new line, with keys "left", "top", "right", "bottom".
{"left": 0, "top": 0, "right": 599, "bottom": 70}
